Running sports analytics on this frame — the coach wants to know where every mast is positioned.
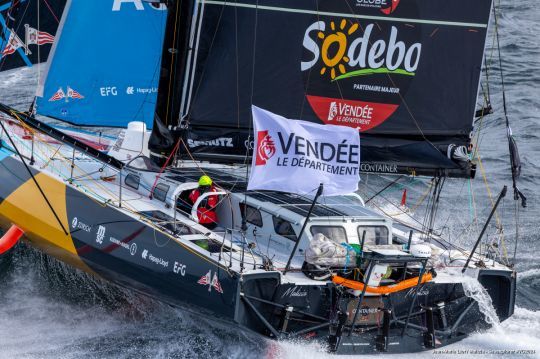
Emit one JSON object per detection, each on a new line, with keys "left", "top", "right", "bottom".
{"left": 149, "top": 0, "right": 196, "bottom": 164}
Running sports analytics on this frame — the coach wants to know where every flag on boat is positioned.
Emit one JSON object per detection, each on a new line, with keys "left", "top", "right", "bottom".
{"left": 67, "top": 86, "right": 84, "bottom": 99}
{"left": 1, "top": 29, "right": 27, "bottom": 57}
{"left": 211, "top": 273, "right": 224, "bottom": 293}
{"left": 198, "top": 271, "right": 210, "bottom": 284}
{"left": 248, "top": 106, "right": 360, "bottom": 196}
{"left": 49, "top": 87, "right": 65, "bottom": 102}
{"left": 25, "top": 25, "right": 55, "bottom": 46}
{"left": 197, "top": 270, "right": 224, "bottom": 293}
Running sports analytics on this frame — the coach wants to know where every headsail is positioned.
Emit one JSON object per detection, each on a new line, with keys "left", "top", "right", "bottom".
{"left": 35, "top": 0, "right": 167, "bottom": 129}
{"left": 0, "top": 0, "right": 66, "bottom": 71}
{"left": 151, "top": 0, "right": 494, "bottom": 178}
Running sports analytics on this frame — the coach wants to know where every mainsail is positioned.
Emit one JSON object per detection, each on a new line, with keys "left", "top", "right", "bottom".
{"left": 150, "top": 0, "right": 494, "bottom": 178}
{"left": 0, "top": 0, "right": 65, "bottom": 71}
{"left": 35, "top": 0, "right": 167, "bottom": 129}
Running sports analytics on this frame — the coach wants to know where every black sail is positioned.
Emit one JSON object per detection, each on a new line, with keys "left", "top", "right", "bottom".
{"left": 0, "top": 0, "right": 66, "bottom": 71}
{"left": 151, "top": 0, "right": 493, "bottom": 178}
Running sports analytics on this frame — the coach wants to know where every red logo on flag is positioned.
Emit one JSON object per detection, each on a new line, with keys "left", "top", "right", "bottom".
{"left": 197, "top": 270, "right": 224, "bottom": 293}
{"left": 255, "top": 130, "right": 276, "bottom": 166}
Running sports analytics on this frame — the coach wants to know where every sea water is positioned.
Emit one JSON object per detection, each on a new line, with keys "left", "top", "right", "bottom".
{"left": 1, "top": 0, "right": 540, "bottom": 357}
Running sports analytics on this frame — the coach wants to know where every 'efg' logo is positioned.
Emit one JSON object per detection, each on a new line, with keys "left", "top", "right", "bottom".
{"left": 255, "top": 131, "right": 276, "bottom": 166}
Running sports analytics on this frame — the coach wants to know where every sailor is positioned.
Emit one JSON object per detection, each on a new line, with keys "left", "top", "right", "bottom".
{"left": 189, "top": 175, "right": 219, "bottom": 229}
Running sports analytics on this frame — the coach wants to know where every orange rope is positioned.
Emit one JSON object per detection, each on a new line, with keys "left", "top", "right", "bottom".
{"left": 332, "top": 272, "right": 433, "bottom": 294}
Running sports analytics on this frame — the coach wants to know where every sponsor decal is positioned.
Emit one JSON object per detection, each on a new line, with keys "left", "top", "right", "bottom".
{"left": 352, "top": 305, "right": 379, "bottom": 316}
{"left": 49, "top": 86, "right": 84, "bottom": 102}
{"left": 129, "top": 243, "right": 137, "bottom": 256}
{"left": 360, "top": 162, "right": 398, "bottom": 174}
{"left": 173, "top": 261, "right": 186, "bottom": 276}
{"left": 135, "top": 87, "right": 157, "bottom": 95}
{"left": 140, "top": 249, "right": 169, "bottom": 268}
{"left": 255, "top": 130, "right": 276, "bottom": 166}
{"left": 244, "top": 138, "right": 254, "bottom": 150}
{"left": 255, "top": 131, "right": 359, "bottom": 175}
{"left": 111, "top": 131, "right": 125, "bottom": 153}
{"left": 302, "top": 20, "right": 420, "bottom": 80}
{"left": 187, "top": 138, "right": 234, "bottom": 148}
{"left": 96, "top": 225, "right": 106, "bottom": 244}
{"left": 355, "top": 0, "right": 401, "bottom": 14}
{"left": 281, "top": 286, "right": 308, "bottom": 299}
{"left": 109, "top": 236, "right": 137, "bottom": 253}
{"left": 71, "top": 217, "right": 91, "bottom": 233}
{"left": 197, "top": 270, "right": 224, "bottom": 293}
{"left": 308, "top": 95, "right": 398, "bottom": 131}
{"left": 301, "top": 18, "right": 421, "bottom": 130}
{"left": 100, "top": 87, "right": 117, "bottom": 96}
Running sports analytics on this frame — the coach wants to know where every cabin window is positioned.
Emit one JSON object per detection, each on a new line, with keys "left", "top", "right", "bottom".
{"left": 239, "top": 203, "right": 263, "bottom": 227}
{"left": 124, "top": 174, "right": 140, "bottom": 190}
{"left": 153, "top": 183, "right": 170, "bottom": 202}
{"left": 272, "top": 216, "right": 297, "bottom": 241}
{"left": 310, "top": 226, "right": 347, "bottom": 243}
{"left": 357, "top": 226, "right": 389, "bottom": 245}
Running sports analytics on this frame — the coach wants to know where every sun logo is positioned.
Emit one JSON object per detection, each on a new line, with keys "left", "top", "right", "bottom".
{"left": 318, "top": 19, "right": 358, "bottom": 80}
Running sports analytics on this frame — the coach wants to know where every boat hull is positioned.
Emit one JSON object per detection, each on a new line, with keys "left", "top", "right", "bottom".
{"left": 0, "top": 149, "right": 517, "bottom": 353}
{"left": 0, "top": 152, "right": 240, "bottom": 320}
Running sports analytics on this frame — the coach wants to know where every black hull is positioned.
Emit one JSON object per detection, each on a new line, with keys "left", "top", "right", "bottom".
{"left": 0, "top": 152, "right": 517, "bottom": 353}
{"left": 237, "top": 269, "right": 516, "bottom": 354}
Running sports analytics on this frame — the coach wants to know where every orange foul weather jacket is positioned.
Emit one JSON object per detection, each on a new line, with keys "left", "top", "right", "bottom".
{"left": 189, "top": 186, "right": 218, "bottom": 225}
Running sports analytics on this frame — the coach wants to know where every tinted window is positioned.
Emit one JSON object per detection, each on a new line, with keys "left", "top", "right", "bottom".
{"left": 124, "top": 174, "right": 140, "bottom": 190}
{"left": 272, "top": 216, "right": 297, "bottom": 241}
{"left": 310, "top": 226, "right": 347, "bottom": 243}
{"left": 239, "top": 203, "right": 263, "bottom": 227}
{"left": 153, "top": 183, "right": 170, "bottom": 202}
{"left": 357, "top": 226, "right": 389, "bottom": 245}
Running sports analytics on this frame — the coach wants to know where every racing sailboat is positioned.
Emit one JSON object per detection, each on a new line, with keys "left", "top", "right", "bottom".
{"left": 0, "top": 0, "right": 524, "bottom": 354}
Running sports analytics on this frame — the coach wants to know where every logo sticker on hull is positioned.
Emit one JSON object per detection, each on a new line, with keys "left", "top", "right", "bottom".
{"left": 141, "top": 249, "right": 169, "bottom": 268}
{"left": 70, "top": 216, "right": 91, "bottom": 233}
{"left": 129, "top": 243, "right": 137, "bottom": 256}
{"left": 96, "top": 225, "right": 106, "bottom": 244}
{"left": 197, "top": 270, "right": 224, "bottom": 293}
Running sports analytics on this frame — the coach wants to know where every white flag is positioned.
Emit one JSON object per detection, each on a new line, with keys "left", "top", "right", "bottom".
{"left": 25, "top": 24, "right": 55, "bottom": 46}
{"left": 1, "top": 29, "right": 27, "bottom": 57}
{"left": 248, "top": 106, "right": 360, "bottom": 196}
